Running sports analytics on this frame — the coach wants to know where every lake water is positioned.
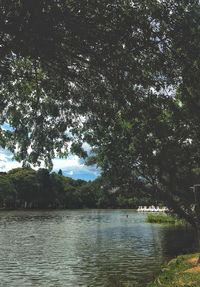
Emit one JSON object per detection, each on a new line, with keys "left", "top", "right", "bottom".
{"left": 0, "top": 209, "right": 197, "bottom": 287}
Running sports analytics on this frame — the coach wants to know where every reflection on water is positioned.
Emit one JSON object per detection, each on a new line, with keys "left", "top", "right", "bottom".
{"left": 0, "top": 210, "right": 197, "bottom": 287}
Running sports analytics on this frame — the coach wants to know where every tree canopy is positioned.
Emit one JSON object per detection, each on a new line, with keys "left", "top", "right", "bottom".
{"left": 0, "top": 0, "right": 177, "bottom": 163}
{"left": 0, "top": 167, "right": 146, "bottom": 209}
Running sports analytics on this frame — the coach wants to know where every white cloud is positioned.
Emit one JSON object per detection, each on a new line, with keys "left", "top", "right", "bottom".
{"left": 0, "top": 148, "right": 99, "bottom": 180}
{"left": 52, "top": 155, "right": 83, "bottom": 170}
{"left": 82, "top": 142, "right": 92, "bottom": 153}
{"left": 0, "top": 148, "right": 22, "bottom": 171}
{"left": 52, "top": 155, "right": 99, "bottom": 178}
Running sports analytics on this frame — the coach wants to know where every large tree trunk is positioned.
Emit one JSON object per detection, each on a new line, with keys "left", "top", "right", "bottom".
{"left": 195, "top": 223, "right": 200, "bottom": 248}
{"left": 194, "top": 222, "right": 200, "bottom": 264}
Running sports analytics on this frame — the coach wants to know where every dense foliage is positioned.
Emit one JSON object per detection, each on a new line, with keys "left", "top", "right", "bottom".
{"left": 0, "top": 0, "right": 179, "bottom": 164}
{"left": 0, "top": 168, "right": 151, "bottom": 209}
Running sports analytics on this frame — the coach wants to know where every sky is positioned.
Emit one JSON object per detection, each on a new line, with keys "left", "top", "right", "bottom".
{"left": 0, "top": 147, "right": 99, "bottom": 181}
{"left": 0, "top": 47, "right": 101, "bottom": 181}
{"left": 0, "top": 123, "right": 100, "bottom": 181}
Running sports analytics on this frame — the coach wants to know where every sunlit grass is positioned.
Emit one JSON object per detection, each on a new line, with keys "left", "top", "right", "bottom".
{"left": 147, "top": 253, "right": 200, "bottom": 287}
{"left": 147, "top": 213, "right": 185, "bottom": 225}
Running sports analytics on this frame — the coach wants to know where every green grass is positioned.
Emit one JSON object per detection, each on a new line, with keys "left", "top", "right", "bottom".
{"left": 147, "top": 213, "right": 185, "bottom": 225}
{"left": 147, "top": 253, "right": 200, "bottom": 287}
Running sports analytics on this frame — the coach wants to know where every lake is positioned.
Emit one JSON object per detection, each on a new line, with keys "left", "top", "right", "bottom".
{"left": 0, "top": 209, "right": 197, "bottom": 287}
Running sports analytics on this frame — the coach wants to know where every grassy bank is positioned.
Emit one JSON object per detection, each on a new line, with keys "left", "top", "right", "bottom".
{"left": 147, "top": 253, "right": 200, "bottom": 287}
{"left": 147, "top": 213, "right": 185, "bottom": 225}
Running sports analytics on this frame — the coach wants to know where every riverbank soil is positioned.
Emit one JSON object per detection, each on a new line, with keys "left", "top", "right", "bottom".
{"left": 147, "top": 253, "right": 200, "bottom": 287}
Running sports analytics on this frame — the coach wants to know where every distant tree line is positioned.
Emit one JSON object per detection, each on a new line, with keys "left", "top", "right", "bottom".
{"left": 0, "top": 167, "right": 153, "bottom": 209}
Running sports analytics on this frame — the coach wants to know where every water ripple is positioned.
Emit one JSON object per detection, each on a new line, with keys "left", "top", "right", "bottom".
{"left": 0, "top": 210, "right": 197, "bottom": 287}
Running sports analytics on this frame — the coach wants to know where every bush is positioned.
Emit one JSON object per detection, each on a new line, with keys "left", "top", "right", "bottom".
{"left": 147, "top": 213, "right": 185, "bottom": 225}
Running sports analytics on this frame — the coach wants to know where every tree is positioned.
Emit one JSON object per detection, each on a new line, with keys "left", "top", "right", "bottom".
{"left": 0, "top": 175, "right": 16, "bottom": 208}
{"left": 58, "top": 169, "right": 63, "bottom": 176}
{"left": 36, "top": 168, "right": 55, "bottom": 207}
{"left": 81, "top": 1, "right": 200, "bottom": 243}
{"left": 8, "top": 167, "right": 38, "bottom": 208}
{"left": 2, "top": 1, "right": 200, "bottom": 237}
{"left": 0, "top": 0, "right": 169, "bottom": 165}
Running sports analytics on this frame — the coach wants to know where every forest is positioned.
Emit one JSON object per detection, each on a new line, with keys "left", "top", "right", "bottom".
{"left": 0, "top": 167, "right": 152, "bottom": 209}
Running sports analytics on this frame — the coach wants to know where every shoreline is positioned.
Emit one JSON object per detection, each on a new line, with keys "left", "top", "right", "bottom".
{"left": 0, "top": 207, "right": 138, "bottom": 212}
{"left": 147, "top": 253, "right": 200, "bottom": 287}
